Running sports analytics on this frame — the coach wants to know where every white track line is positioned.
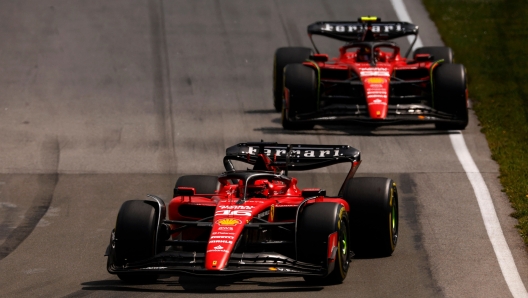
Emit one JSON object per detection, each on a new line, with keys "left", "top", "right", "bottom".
{"left": 450, "top": 134, "right": 528, "bottom": 297}
{"left": 389, "top": 0, "right": 528, "bottom": 297}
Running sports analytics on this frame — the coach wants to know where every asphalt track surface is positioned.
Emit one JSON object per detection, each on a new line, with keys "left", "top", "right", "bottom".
{"left": 1, "top": 0, "right": 528, "bottom": 297}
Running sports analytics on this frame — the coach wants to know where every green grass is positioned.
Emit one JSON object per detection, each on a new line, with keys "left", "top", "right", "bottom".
{"left": 422, "top": 0, "right": 528, "bottom": 245}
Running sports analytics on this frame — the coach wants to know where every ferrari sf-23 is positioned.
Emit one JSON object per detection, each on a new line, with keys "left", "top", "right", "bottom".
{"left": 273, "top": 16, "right": 468, "bottom": 130}
{"left": 106, "top": 142, "right": 398, "bottom": 284}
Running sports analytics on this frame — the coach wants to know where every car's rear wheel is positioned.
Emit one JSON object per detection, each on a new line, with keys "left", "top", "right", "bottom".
{"left": 174, "top": 175, "right": 220, "bottom": 197}
{"left": 298, "top": 202, "right": 350, "bottom": 284}
{"left": 114, "top": 200, "right": 159, "bottom": 283}
{"left": 433, "top": 63, "right": 468, "bottom": 130}
{"left": 343, "top": 177, "right": 398, "bottom": 257}
{"left": 413, "top": 46, "right": 454, "bottom": 63}
{"left": 273, "top": 47, "right": 313, "bottom": 112}
{"left": 282, "top": 63, "right": 317, "bottom": 130}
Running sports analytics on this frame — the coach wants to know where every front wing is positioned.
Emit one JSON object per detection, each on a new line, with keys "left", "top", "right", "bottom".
{"left": 107, "top": 250, "right": 327, "bottom": 278}
{"left": 293, "top": 103, "right": 466, "bottom": 126}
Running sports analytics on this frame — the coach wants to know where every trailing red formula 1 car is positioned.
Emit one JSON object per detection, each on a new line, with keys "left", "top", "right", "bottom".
{"left": 273, "top": 16, "right": 468, "bottom": 130}
{"left": 106, "top": 141, "right": 398, "bottom": 284}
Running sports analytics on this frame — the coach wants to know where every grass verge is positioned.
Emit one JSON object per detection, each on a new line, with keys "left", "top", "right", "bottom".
{"left": 422, "top": 0, "right": 528, "bottom": 245}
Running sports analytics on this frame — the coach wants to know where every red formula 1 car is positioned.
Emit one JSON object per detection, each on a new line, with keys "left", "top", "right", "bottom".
{"left": 273, "top": 16, "right": 468, "bottom": 130}
{"left": 106, "top": 142, "right": 398, "bottom": 284}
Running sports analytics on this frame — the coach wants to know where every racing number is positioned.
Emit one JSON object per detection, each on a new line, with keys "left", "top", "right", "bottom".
{"left": 215, "top": 210, "right": 252, "bottom": 216}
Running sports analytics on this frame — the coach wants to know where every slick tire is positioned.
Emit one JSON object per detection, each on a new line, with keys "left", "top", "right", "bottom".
{"left": 432, "top": 63, "right": 469, "bottom": 130}
{"left": 298, "top": 203, "right": 350, "bottom": 284}
{"left": 174, "top": 175, "right": 220, "bottom": 197}
{"left": 114, "top": 200, "right": 159, "bottom": 283}
{"left": 282, "top": 63, "right": 317, "bottom": 130}
{"left": 413, "top": 46, "right": 454, "bottom": 63}
{"left": 273, "top": 47, "right": 313, "bottom": 112}
{"left": 343, "top": 177, "right": 398, "bottom": 257}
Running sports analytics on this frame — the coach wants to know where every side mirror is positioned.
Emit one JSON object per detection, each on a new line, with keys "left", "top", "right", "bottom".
{"left": 413, "top": 53, "right": 432, "bottom": 61}
{"left": 302, "top": 188, "right": 326, "bottom": 198}
{"left": 174, "top": 187, "right": 196, "bottom": 197}
{"left": 310, "top": 53, "right": 329, "bottom": 62}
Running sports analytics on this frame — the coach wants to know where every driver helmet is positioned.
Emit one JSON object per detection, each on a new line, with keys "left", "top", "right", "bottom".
{"left": 357, "top": 46, "right": 371, "bottom": 62}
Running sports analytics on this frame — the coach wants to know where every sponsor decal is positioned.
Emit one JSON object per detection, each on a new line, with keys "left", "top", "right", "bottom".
{"left": 216, "top": 218, "right": 242, "bottom": 226}
{"left": 368, "top": 101, "right": 387, "bottom": 105}
{"left": 216, "top": 210, "right": 252, "bottom": 216}
{"left": 270, "top": 205, "right": 275, "bottom": 221}
{"left": 144, "top": 267, "right": 167, "bottom": 270}
{"left": 360, "top": 68, "right": 390, "bottom": 77}
{"left": 367, "top": 90, "right": 387, "bottom": 95}
{"left": 209, "top": 240, "right": 233, "bottom": 244}
{"left": 360, "top": 70, "right": 390, "bottom": 77}
{"left": 207, "top": 249, "right": 230, "bottom": 253}
{"left": 366, "top": 77, "right": 386, "bottom": 84}
{"left": 276, "top": 204, "right": 298, "bottom": 207}
{"left": 248, "top": 147, "right": 340, "bottom": 158}
{"left": 320, "top": 23, "right": 402, "bottom": 33}
{"left": 257, "top": 210, "right": 269, "bottom": 219}
{"left": 214, "top": 245, "right": 224, "bottom": 250}
{"left": 219, "top": 205, "right": 254, "bottom": 210}
{"left": 212, "top": 232, "right": 235, "bottom": 235}
{"left": 210, "top": 235, "right": 235, "bottom": 239}
{"left": 218, "top": 226, "right": 234, "bottom": 231}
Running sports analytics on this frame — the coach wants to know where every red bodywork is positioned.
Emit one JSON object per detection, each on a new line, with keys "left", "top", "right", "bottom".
{"left": 299, "top": 46, "right": 436, "bottom": 121}
{"left": 168, "top": 152, "right": 357, "bottom": 271}
{"left": 280, "top": 19, "right": 468, "bottom": 127}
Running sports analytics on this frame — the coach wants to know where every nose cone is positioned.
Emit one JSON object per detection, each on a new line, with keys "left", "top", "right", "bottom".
{"left": 205, "top": 218, "right": 244, "bottom": 270}
{"left": 363, "top": 77, "right": 389, "bottom": 119}
{"left": 368, "top": 102, "right": 388, "bottom": 119}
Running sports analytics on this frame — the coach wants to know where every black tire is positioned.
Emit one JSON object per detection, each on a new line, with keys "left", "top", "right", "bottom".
{"left": 174, "top": 175, "right": 220, "bottom": 197}
{"left": 413, "top": 46, "right": 454, "bottom": 63}
{"left": 282, "top": 64, "right": 317, "bottom": 130}
{"left": 433, "top": 63, "right": 469, "bottom": 130}
{"left": 114, "top": 200, "right": 159, "bottom": 283}
{"left": 343, "top": 177, "right": 398, "bottom": 257}
{"left": 273, "top": 47, "right": 313, "bottom": 112}
{"left": 298, "top": 203, "right": 350, "bottom": 284}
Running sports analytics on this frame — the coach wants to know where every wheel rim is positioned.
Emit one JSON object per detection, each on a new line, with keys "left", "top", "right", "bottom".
{"left": 338, "top": 219, "right": 349, "bottom": 272}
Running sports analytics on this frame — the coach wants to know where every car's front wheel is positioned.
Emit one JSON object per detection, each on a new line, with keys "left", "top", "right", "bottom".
{"left": 113, "top": 200, "right": 160, "bottom": 283}
{"left": 282, "top": 63, "right": 317, "bottom": 130}
{"left": 297, "top": 202, "right": 350, "bottom": 284}
{"left": 273, "top": 47, "right": 313, "bottom": 112}
{"left": 433, "top": 63, "right": 468, "bottom": 130}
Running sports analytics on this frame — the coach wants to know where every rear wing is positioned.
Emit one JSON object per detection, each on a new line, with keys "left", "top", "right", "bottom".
{"left": 224, "top": 142, "right": 361, "bottom": 172}
{"left": 307, "top": 17, "right": 419, "bottom": 56}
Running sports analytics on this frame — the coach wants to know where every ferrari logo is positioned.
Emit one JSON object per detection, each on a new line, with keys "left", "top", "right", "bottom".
{"left": 212, "top": 260, "right": 217, "bottom": 266}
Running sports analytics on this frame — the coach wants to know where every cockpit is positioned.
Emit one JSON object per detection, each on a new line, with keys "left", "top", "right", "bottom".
{"left": 218, "top": 171, "right": 292, "bottom": 201}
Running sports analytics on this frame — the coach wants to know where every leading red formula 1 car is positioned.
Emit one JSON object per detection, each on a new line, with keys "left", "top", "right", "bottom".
{"left": 273, "top": 16, "right": 468, "bottom": 130}
{"left": 105, "top": 142, "right": 398, "bottom": 284}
